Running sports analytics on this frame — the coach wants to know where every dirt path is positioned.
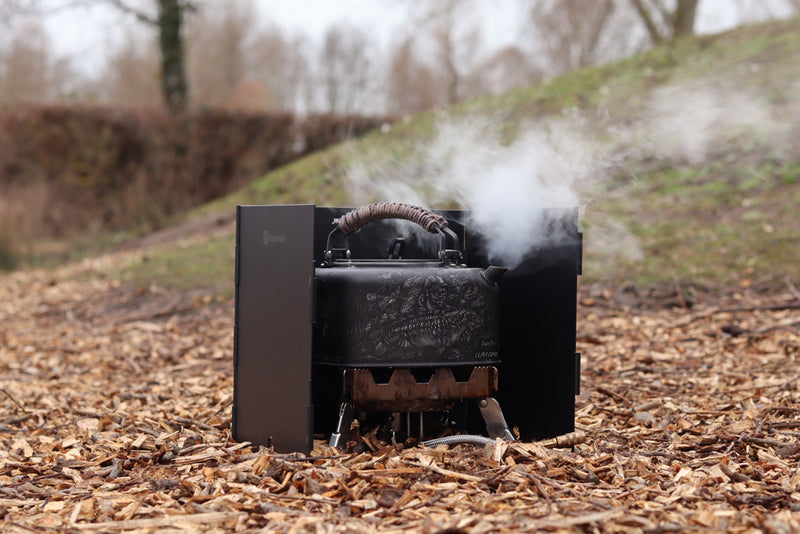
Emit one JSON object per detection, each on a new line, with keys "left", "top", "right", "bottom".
{"left": 1, "top": 268, "right": 800, "bottom": 532}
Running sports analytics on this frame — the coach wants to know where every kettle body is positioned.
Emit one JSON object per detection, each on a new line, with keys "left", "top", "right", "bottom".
{"left": 314, "top": 260, "right": 501, "bottom": 367}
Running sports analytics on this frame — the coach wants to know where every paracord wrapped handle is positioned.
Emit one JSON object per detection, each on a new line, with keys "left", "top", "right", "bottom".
{"left": 334, "top": 202, "right": 448, "bottom": 235}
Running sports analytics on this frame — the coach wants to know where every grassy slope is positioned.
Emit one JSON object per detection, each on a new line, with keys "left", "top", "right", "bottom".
{"left": 110, "top": 17, "right": 800, "bottom": 293}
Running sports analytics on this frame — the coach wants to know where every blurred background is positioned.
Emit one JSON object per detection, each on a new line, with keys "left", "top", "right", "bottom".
{"left": 1, "top": 0, "right": 796, "bottom": 114}
{"left": 0, "top": 0, "right": 799, "bottom": 288}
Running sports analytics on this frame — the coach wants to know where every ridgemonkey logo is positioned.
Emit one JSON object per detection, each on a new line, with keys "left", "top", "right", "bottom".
{"left": 262, "top": 230, "right": 287, "bottom": 245}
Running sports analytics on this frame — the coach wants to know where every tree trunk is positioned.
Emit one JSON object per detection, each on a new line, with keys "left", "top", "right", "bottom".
{"left": 630, "top": 0, "right": 665, "bottom": 44}
{"left": 158, "top": 0, "right": 188, "bottom": 113}
{"left": 630, "top": 0, "right": 699, "bottom": 44}
{"left": 580, "top": 0, "right": 615, "bottom": 66}
{"left": 673, "top": 0, "right": 698, "bottom": 38}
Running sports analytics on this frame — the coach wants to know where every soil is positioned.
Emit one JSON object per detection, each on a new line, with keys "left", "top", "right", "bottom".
{"left": 127, "top": 212, "right": 237, "bottom": 252}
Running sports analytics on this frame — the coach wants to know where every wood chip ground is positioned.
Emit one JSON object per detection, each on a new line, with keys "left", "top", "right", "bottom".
{"left": 1, "top": 267, "right": 799, "bottom": 533}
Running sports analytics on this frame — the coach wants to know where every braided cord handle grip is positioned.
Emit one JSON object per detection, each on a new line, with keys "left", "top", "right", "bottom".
{"left": 334, "top": 202, "right": 448, "bottom": 235}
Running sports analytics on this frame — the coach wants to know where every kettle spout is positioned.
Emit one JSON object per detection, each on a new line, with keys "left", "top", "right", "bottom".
{"left": 481, "top": 266, "right": 508, "bottom": 286}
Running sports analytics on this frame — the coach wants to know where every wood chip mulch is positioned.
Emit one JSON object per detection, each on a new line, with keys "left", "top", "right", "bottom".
{"left": 1, "top": 268, "right": 800, "bottom": 533}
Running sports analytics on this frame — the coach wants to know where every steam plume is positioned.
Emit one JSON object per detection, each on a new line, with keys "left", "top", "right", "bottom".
{"left": 346, "top": 115, "right": 592, "bottom": 267}
{"left": 343, "top": 77, "right": 797, "bottom": 271}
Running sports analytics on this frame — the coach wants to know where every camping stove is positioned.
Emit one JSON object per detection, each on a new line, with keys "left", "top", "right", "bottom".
{"left": 232, "top": 203, "right": 582, "bottom": 453}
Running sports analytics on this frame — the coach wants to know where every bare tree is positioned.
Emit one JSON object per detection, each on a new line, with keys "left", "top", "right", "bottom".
{"left": 100, "top": 27, "right": 161, "bottom": 106}
{"left": 0, "top": 19, "right": 75, "bottom": 103}
{"left": 0, "top": 0, "right": 40, "bottom": 26}
{"left": 431, "top": 0, "right": 459, "bottom": 104}
{"left": 185, "top": 0, "right": 318, "bottom": 112}
{"left": 629, "top": 0, "right": 699, "bottom": 44}
{"left": 385, "top": 35, "right": 444, "bottom": 114}
{"left": 464, "top": 45, "right": 543, "bottom": 99}
{"left": 409, "top": 0, "right": 481, "bottom": 106}
{"left": 320, "top": 27, "right": 343, "bottom": 112}
{"left": 0, "top": 20, "right": 51, "bottom": 101}
{"left": 187, "top": 0, "right": 255, "bottom": 107}
{"left": 108, "top": 0, "right": 195, "bottom": 112}
{"left": 0, "top": 0, "right": 23, "bottom": 25}
{"left": 531, "top": 0, "right": 620, "bottom": 72}
{"left": 731, "top": 0, "right": 800, "bottom": 20}
{"left": 318, "top": 24, "right": 373, "bottom": 114}
{"left": 249, "top": 29, "right": 312, "bottom": 112}
{"left": 528, "top": 0, "right": 698, "bottom": 74}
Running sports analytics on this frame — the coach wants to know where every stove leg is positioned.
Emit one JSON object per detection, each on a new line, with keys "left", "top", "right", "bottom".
{"left": 390, "top": 412, "right": 401, "bottom": 443}
{"left": 329, "top": 402, "right": 354, "bottom": 449}
{"left": 391, "top": 412, "right": 401, "bottom": 432}
{"left": 478, "top": 397, "right": 516, "bottom": 441}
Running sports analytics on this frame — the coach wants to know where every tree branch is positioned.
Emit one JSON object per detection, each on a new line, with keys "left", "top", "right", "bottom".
{"left": 652, "top": 0, "right": 672, "bottom": 24}
{"left": 581, "top": 0, "right": 615, "bottom": 65}
{"left": 629, "top": 0, "right": 665, "bottom": 44}
{"left": 106, "top": 0, "right": 156, "bottom": 25}
{"left": 673, "top": 0, "right": 698, "bottom": 37}
{"left": 1, "top": 0, "right": 91, "bottom": 24}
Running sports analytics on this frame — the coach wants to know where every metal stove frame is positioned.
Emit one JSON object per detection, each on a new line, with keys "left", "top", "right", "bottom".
{"left": 232, "top": 204, "right": 582, "bottom": 453}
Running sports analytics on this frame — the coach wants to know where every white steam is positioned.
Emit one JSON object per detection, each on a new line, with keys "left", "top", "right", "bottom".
{"left": 341, "top": 77, "right": 798, "bottom": 271}
{"left": 639, "top": 82, "right": 790, "bottom": 164}
{"left": 346, "top": 115, "right": 593, "bottom": 267}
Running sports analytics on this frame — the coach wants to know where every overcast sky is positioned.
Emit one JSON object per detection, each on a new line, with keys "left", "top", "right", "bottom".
{"left": 36, "top": 0, "right": 798, "bottom": 76}
{"left": 36, "top": 0, "right": 527, "bottom": 74}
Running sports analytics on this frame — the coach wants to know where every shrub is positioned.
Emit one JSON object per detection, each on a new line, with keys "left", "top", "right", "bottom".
{"left": 0, "top": 105, "right": 389, "bottom": 247}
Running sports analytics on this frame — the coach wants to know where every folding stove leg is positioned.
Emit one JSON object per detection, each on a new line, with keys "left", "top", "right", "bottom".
{"left": 478, "top": 397, "right": 516, "bottom": 441}
{"left": 329, "top": 402, "right": 354, "bottom": 449}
